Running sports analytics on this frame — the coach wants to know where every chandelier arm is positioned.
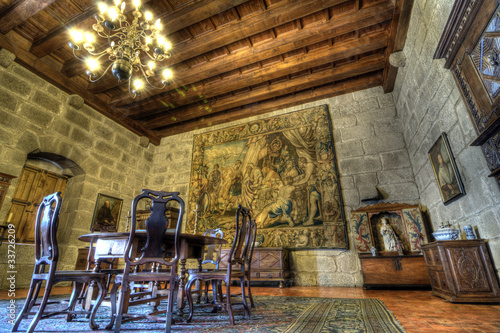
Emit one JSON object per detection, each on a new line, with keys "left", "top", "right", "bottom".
{"left": 88, "top": 62, "right": 114, "bottom": 83}
{"left": 138, "top": 65, "right": 166, "bottom": 90}
{"left": 71, "top": 48, "right": 86, "bottom": 61}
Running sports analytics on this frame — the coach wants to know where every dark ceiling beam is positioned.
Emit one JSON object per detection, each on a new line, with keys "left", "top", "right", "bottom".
{"left": 0, "top": 0, "right": 57, "bottom": 34}
{"left": 155, "top": 72, "right": 383, "bottom": 137}
{"left": 382, "top": 0, "right": 414, "bottom": 93}
{"left": 90, "top": 1, "right": 393, "bottom": 95}
{"left": 120, "top": 31, "right": 389, "bottom": 111}
{"left": 0, "top": 31, "right": 162, "bottom": 145}
{"left": 142, "top": 54, "right": 386, "bottom": 129}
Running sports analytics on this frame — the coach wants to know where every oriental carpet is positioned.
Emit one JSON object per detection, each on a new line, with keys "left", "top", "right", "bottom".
{"left": 0, "top": 296, "right": 405, "bottom": 333}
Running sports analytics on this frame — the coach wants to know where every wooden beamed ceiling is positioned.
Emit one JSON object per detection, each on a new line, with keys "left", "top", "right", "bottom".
{"left": 0, "top": 0, "right": 413, "bottom": 145}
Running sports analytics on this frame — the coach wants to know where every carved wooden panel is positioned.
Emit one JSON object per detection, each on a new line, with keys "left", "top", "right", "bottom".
{"left": 447, "top": 247, "right": 491, "bottom": 292}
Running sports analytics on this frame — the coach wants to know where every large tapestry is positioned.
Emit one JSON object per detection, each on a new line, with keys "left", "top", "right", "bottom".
{"left": 187, "top": 105, "right": 348, "bottom": 249}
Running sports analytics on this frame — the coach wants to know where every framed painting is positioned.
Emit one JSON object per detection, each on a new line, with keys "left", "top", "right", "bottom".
{"left": 428, "top": 132, "right": 465, "bottom": 205}
{"left": 187, "top": 105, "right": 348, "bottom": 249}
{"left": 90, "top": 193, "right": 123, "bottom": 232}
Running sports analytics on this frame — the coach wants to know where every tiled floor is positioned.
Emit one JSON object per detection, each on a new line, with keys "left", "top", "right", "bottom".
{"left": 4, "top": 286, "right": 500, "bottom": 332}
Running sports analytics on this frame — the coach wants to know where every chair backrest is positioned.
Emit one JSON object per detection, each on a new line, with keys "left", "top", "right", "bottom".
{"left": 225, "top": 205, "right": 251, "bottom": 271}
{"left": 34, "top": 192, "right": 62, "bottom": 269}
{"left": 201, "top": 228, "right": 224, "bottom": 269}
{"left": 124, "top": 189, "right": 185, "bottom": 272}
{"left": 243, "top": 219, "right": 257, "bottom": 271}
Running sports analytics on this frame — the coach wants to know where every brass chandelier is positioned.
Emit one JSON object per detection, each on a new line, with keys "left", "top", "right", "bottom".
{"left": 68, "top": 0, "right": 173, "bottom": 97}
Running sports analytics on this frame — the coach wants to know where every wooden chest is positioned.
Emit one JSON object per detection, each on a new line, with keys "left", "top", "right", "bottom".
{"left": 422, "top": 240, "right": 500, "bottom": 303}
{"left": 220, "top": 247, "right": 291, "bottom": 288}
{"left": 358, "top": 254, "right": 431, "bottom": 289}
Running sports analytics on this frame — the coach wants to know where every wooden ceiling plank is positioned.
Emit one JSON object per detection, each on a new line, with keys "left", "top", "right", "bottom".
{"left": 382, "top": 0, "right": 413, "bottom": 93}
{"left": 142, "top": 54, "right": 386, "bottom": 128}
{"left": 91, "top": 1, "right": 393, "bottom": 97}
{"left": 59, "top": 0, "right": 250, "bottom": 78}
{"left": 0, "top": 0, "right": 57, "bottom": 34}
{"left": 155, "top": 73, "right": 382, "bottom": 137}
{"left": 0, "top": 31, "right": 161, "bottom": 145}
{"left": 79, "top": 0, "right": 350, "bottom": 96}
{"left": 121, "top": 31, "right": 388, "bottom": 110}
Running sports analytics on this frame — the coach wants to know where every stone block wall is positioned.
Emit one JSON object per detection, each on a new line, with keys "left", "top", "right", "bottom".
{"left": 0, "top": 50, "right": 154, "bottom": 289}
{"left": 393, "top": 0, "right": 500, "bottom": 274}
{"left": 152, "top": 86, "right": 417, "bottom": 286}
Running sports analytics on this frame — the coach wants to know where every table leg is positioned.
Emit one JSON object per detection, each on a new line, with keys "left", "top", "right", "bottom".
{"left": 176, "top": 258, "right": 187, "bottom": 316}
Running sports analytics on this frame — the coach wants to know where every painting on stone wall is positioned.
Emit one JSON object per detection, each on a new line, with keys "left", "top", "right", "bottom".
{"left": 428, "top": 132, "right": 465, "bottom": 205}
{"left": 187, "top": 105, "right": 348, "bottom": 249}
{"left": 90, "top": 193, "right": 123, "bottom": 232}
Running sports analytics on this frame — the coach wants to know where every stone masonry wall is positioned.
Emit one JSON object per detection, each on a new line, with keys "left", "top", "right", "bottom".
{"left": 152, "top": 86, "right": 417, "bottom": 286}
{"left": 393, "top": 0, "right": 500, "bottom": 276}
{"left": 0, "top": 49, "right": 155, "bottom": 289}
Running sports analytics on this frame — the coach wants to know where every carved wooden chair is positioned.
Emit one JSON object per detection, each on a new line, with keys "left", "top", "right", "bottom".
{"left": 187, "top": 228, "right": 224, "bottom": 304}
{"left": 12, "top": 192, "right": 109, "bottom": 333}
{"left": 185, "top": 205, "right": 251, "bottom": 325}
{"left": 107, "top": 189, "right": 185, "bottom": 333}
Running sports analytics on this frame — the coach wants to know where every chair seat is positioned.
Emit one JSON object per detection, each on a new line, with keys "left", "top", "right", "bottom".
{"left": 33, "top": 271, "right": 107, "bottom": 282}
{"left": 188, "top": 270, "right": 245, "bottom": 281}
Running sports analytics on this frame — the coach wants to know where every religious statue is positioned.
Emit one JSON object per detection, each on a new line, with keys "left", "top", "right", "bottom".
{"left": 380, "top": 217, "right": 399, "bottom": 251}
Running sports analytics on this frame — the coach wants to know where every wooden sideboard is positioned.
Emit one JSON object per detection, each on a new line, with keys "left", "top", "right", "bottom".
{"left": 422, "top": 240, "right": 500, "bottom": 303}
{"left": 358, "top": 254, "right": 431, "bottom": 289}
{"left": 220, "top": 247, "right": 291, "bottom": 288}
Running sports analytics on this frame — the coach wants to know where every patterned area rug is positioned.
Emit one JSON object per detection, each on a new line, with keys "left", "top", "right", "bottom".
{"left": 0, "top": 296, "right": 406, "bottom": 333}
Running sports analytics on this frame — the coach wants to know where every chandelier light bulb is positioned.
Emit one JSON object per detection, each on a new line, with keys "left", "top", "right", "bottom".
{"left": 133, "top": 0, "right": 141, "bottom": 9}
{"left": 120, "top": 2, "right": 126, "bottom": 13}
{"left": 155, "top": 19, "right": 162, "bottom": 30}
{"left": 134, "top": 79, "right": 144, "bottom": 90}
{"left": 145, "top": 36, "right": 152, "bottom": 45}
{"left": 70, "top": 29, "right": 84, "bottom": 43}
{"left": 145, "top": 11, "right": 152, "bottom": 21}
{"left": 164, "top": 40, "right": 172, "bottom": 51}
{"left": 85, "top": 32, "right": 95, "bottom": 44}
{"left": 114, "top": 0, "right": 121, "bottom": 6}
{"left": 162, "top": 68, "right": 173, "bottom": 80}
{"left": 108, "top": 7, "right": 118, "bottom": 21}
{"left": 148, "top": 61, "right": 155, "bottom": 70}
{"left": 157, "top": 36, "right": 166, "bottom": 46}
{"left": 86, "top": 58, "right": 99, "bottom": 72}
{"left": 98, "top": 2, "right": 107, "bottom": 14}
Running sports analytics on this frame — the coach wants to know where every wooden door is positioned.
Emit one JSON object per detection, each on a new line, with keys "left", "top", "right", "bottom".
{"left": 6, "top": 165, "right": 68, "bottom": 243}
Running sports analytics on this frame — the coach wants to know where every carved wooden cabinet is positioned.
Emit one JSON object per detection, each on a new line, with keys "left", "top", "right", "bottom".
{"left": 220, "top": 247, "right": 291, "bottom": 288}
{"left": 422, "top": 240, "right": 500, "bottom": 303}
{"left": 359, "top": 254, "right": 431, "bottom": 289}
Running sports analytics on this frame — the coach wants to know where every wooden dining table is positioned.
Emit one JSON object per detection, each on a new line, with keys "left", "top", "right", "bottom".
{"left": 78, "top": 231, "right": 227, "bottom": 315}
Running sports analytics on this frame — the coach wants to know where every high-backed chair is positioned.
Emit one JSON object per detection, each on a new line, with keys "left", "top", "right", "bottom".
{"left": 12, "top": 192, "right": 109, "bottom": 333}
{"left": 107, "top": 189, "right": 185, "bottom": 333}
{"left": 188, "top": 228, "right": 224, "bottom": 303}
{"left": 185, "top": 205, "right": 251, "bottom": 325}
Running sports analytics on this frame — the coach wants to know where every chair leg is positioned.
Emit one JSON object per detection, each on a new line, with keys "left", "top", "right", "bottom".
{"left": 247, "top": 277, "right": 255, "bottom": 308}
{"left": 114, "top": 282, "right": 128, "bottom": 333}
{"left": 88, "top": 279, "right": 106, "bottom": 330}
{"left": 240, "top": 277, "right": 250, "bottom": 319}
{"left": 12, "top": 280, "right": 40, "bottom": 332}
{"left": 165, "top": 280, "right": 176, "bottom": 333}
{"left": 26, "top": 277, "right": 55, "bottom": 333}
{"left": 225, "top": 280, "right": 234, "bottom": 325}
{"left": 184, "top": 278, "right": 195, "bottom": 322}
{"left": 105, "top": 281, "right": 120, "bottom": 330}
{"left": 65, "top": 282, "right": 83, "bottom": 321}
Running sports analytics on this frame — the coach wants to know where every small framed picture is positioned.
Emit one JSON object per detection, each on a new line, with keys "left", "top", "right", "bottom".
{"left": 428, "top": 132, "right": 465, "bottom": 205}
{"left": 90, "top": 193, "right": 123, "bottom": 232}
